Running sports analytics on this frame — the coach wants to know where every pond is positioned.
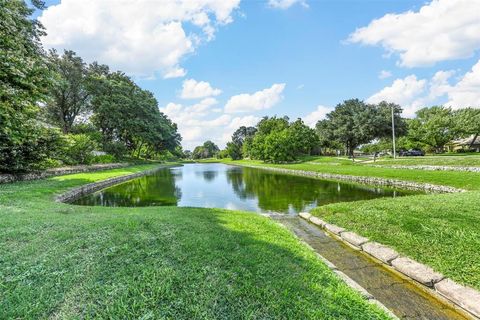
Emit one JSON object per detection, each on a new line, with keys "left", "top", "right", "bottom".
{"left": 73, "top": 163, "right": 422, "bottom": 214}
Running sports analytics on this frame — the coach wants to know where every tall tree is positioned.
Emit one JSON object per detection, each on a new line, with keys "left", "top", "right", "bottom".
{"left": 454, "top": 108, "right": 480, "bottom": 149}
{"left": 45, "top": 50, "right": 91, "bottom": 133}
{"left": 315, "top": 99, "right": 379, "bottom": 158}
{"left": 88, "top": 68, "right": 180, "bottom": 158}
{"left": 408, "top": 106, "right": 456, "bottom": 152}
{"left": 0, "top": 0, "right": 55, "bottom": 172}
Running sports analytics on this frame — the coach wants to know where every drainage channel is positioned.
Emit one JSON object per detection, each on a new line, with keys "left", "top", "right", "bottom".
{"left": 273, "top": 216, "right": 471, "bottom": 320}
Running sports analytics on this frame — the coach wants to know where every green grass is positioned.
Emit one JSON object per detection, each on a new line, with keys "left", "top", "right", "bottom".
{"left": 220, "top": 157, "right": 480, "bottom": 290}
{"left": 0, "top": 165, "right": 388, "bottom": 319}
{"left": 374, "top": 154, "right": 480, "bottom": 167}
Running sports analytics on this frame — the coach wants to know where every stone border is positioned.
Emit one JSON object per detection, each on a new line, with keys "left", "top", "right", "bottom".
{"left": 370, "top": 164, "right": 480, "bottom": 173}
{"left": 238, "top": 165, "right": 465, "bottom": 193}
{"left": 298, "top": 212, "right": 480, "bottom": 319}
{"left": 273, "top": 218, "right": 399, "bottom": 319}
{"left": 0, "top": 163, "right": 131, "bottom": 184}
{"left": 55, "top": 165, "right": 173, "bottom": 203}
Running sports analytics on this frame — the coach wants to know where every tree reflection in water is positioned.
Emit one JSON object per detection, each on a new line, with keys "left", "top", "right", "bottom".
{"left": 74, "top": 164, "right": 421, "bottom": 213}
{"left": 74, "top": 168, "right": 181, "bottom": 207}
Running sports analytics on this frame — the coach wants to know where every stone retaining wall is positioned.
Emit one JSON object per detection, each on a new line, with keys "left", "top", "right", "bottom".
{"left": 298, "top": 212, "right": 480, "bottom": 319}
{"left": 0, "top": 163, "right": 130, "bottom": 184}
{"left": 55, "top": 165, "right": 170, "bottom": 203}
{"left": 370, "top": 164, "right": 480, "bottom": 173}
{"left": 240, "top": 165, "right": 465, "bottom": 193}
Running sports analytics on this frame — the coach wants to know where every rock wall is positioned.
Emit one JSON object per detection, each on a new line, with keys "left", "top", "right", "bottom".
{"left": 0, "top": 163, "right": 130, "bottom": 184}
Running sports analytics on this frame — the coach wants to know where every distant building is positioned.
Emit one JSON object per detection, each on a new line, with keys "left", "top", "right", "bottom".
{"left": 447, "top": 135, "right": 480, "bottom": 152}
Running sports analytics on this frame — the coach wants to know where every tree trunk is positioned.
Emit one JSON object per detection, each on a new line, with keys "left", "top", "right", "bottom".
{"left": 469, "top": 133, "right": 479, "bottom": 150}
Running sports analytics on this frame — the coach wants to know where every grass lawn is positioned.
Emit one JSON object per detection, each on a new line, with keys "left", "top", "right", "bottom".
{"left": 220, "top": 158, "right": 480, "bottom": 291}
{"left": 374, "top": 154, "right": 480, "bottom": 167}
{"left": 0, "top": 165, "right": 389, "bottom": 319}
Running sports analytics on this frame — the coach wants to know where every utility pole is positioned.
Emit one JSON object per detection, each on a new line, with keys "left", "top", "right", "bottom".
{"left": 392, "top": 105, "right": 396, "bottom": 159}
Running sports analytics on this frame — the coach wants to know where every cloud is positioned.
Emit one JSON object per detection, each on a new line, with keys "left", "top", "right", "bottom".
{"left": 366, "top": 60, "right": 480, "bottom": 117}
{"left": 348, "top": 0, "right": 480, "bottom": 67}
{"left": 224, "top": 83, "right": 286, "bottom": 113}
{"left": 367, "top": 75, "right": 427, "bottom": 117}
{"left": 160, "top": 97, "right": 262, "bottom": 150}
{"left": 39, "top": 0, "right": 240, "bottom": 78}
{"left": 180, "top": 79, "right": 222, "bottom": 99}
{"left": 378, "top": 70, "right": 392, "bottom": 79}
{"left": 446, "top": 60, "right": 480, "bottom": 107}
{"left": 268, "top": 0, "right": 308, "bottom": 9}
{"left": 303, "top": 105, "right": 333, "bottom": 127}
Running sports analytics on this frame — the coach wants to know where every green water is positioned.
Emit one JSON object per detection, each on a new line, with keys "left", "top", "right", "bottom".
{"left": 73, "top": 163, "right": 422, "bottom": 213}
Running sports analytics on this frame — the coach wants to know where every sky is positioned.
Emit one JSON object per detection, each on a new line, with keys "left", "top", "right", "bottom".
{"left": 36, "top": 0, "right": 480, "bottom": 150}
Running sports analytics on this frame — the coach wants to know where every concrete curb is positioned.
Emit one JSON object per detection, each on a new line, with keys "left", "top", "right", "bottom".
{"left": 299, "top": 212, "right": 480, "bottom": 319}
{"left": 55, "top": 165, "right": 174, "bottom": 203}
{"left": 273, "top": 219, "right": 399, "bottom": 319}
{"left": 238, "top": 165, "right": 465, "bottom": 193}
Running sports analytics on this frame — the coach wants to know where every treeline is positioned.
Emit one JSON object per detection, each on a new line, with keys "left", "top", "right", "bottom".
{"left": 1, "top": 1, "right": 180, "bottom": 173}
{"left": 217, "top": 99, "right": 479, "bottom": 163}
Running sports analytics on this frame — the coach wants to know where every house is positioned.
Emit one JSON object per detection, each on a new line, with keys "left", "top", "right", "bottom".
{"left": 447, "top": 134, "right": 480, "bottom": 152}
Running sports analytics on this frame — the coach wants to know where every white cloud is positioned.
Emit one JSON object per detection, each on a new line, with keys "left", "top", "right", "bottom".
{"left": 446, "top": 60, "right": 480, "bottom": 107}
{"left": 303, "top": 105, "right": 332, "bottom": 127}
{"left": 268, "top": 0, "right": 308, "bottom": 9}
{"left": 378, "top": 70, "right": 392, "bottom": 79}
{"left": 180, "top": 79, "right": 222, "bottom": 99}
{"left": 224, "top": 83, "right": 286, "bottom": 113}
{"left": 348, "top": 0, "right": 480, "bottom": 67}
{"left": 367, "top": 75, "right": 427, "bottom": 117}
{"left": 160, "top": 99, "right": 261, "bottom": 150}
{"left": 366, "top": 60, "right": 480, "bottom": 117}
{"left": 39, "top": 0, "right": 240, "bottom": 78}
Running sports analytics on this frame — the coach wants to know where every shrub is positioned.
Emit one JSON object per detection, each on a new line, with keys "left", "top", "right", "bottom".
{"left": 63, "top": 134, "right": 98, "bottom": 165}
{"left": 90, "top": 154, "right": 116, "bottom": 164}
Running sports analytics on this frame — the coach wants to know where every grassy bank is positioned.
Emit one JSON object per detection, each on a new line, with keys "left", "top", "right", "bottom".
{"left": 374, "top": 154, "right": 480, "bottom": 167}
{"left": 220, "top": 158, "right": 480, "bottom": 290}
{"left": 0, "top": 165, "right": 388, "bottom": 319}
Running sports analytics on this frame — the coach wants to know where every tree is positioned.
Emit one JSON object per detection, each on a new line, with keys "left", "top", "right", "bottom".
{"left": 287, "top": 118, "right": 318, "bottom": 155}
{"left": 225, "top": 126, "right": 257, "bottom": 160}
{"left": 45, "top": 50, "right": 91, "bottom": 133}
{"left": 88, "top": 67, "right": 180, "bottom": 158}
{"left": 315, "top": 99, "right": 379, "bottom": 158}
{"left": 239, "top": 116, "right": 319, "bottom": 163}
{"left": 0, "top": 0, "right": 55, "bottom": 172}
{"left": 192, "top": 141, "right": 219, "bottom": 159}
{"left": 407, "top": 106, "right": 456, "bottom": 152}
{"left": 454, "top": 108, "right": 480, "bottom": 149}
{"left": 226, "top": 142, "right": 242, "bottom": 160}
{"left": 232, "top": 126, "right": 257, "bottom": 146}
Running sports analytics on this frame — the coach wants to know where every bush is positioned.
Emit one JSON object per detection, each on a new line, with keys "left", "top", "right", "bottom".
{"left": 90, "top": 154, "right": 116, "bottom": 164}
{"left": 63, "top": 134, "right": 98, "bottom": 165}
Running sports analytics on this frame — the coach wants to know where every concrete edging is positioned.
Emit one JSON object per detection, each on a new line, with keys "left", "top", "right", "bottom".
{"left": 239, "top": 165, "right": 465, "bottom": 193}
{"left": 55, "top": 165, "right": 173, "bottom": 203}
{"left": 298, "top": 212, "right": 480, "bottom": 319}
{"left": 274, "top": 217, "right": 399, "bottom": 319}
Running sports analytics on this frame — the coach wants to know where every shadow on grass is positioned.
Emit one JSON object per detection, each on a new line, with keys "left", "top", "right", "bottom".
{"left": 0, "top": 178, "right": 389, "bottom": 319}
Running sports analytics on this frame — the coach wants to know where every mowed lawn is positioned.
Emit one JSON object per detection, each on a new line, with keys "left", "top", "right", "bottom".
{"left": 0, "top": 165, "right": 389, "bottom": 319}
{"left": 374, "top": 154, "right": 480, "bottom": 167}
{"left": 222, "top": 158, "right": 480, "bottom": 291}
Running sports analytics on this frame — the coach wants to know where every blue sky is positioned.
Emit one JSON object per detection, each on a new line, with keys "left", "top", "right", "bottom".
{"left": 37, "top": 0, "right": 480, "bottom": 149}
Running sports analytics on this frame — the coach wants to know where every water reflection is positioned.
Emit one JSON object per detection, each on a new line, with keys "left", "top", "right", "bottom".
{"left": 74, "top": 168, "right": 182, "bottom": 207}
{"left": 73, "top": 163, "right": 422, "bottom": 213}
